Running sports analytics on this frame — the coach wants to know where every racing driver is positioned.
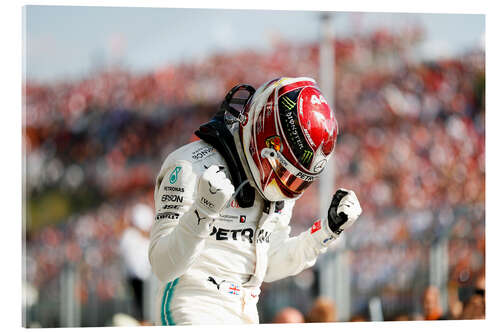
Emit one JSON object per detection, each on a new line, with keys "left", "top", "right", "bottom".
{"left": 149, "top": 77, "right": 362, "bottom": 325}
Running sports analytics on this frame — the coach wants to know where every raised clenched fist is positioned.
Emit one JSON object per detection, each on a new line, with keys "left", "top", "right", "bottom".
{"left": 327, "top": 189, "right": 362, "bottom": 235}
{"left": 195, "top": 165, "right": 235, "bottom": 219}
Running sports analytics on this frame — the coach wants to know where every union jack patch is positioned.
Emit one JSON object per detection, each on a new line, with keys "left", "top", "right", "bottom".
{"left": 228, "top": 284, "right": 240, "bottom": 295}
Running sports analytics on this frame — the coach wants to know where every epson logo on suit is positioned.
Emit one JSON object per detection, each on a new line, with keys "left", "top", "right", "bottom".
{"left": 161, "top": 194, "right": 184, "bottom": 203}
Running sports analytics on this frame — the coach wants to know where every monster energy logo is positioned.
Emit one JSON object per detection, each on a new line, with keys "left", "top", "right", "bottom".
{"left": 169, "top": 166, "right": 182, "bottom": 184}
{"left": 300, "top": 150, "right": 313, "bottom": 163}
{"left": 279, "top": 89, "right": 314, "bottom": 169}
{"left": 281, "top": 96, "right": 296, "bottom": 110}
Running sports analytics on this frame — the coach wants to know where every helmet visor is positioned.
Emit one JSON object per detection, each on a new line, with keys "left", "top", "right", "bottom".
{"left": 261, "top": 148, "right": 319, "bottom": 195}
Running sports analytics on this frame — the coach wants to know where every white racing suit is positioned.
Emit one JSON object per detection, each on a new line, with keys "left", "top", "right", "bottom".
{"left": 149, "top": 140, "right": 340, "bottom": 325}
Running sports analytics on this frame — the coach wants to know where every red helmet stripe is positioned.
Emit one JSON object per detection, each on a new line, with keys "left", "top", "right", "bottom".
{"left": 277, "top": 80, "right": 316, "bottom": 97}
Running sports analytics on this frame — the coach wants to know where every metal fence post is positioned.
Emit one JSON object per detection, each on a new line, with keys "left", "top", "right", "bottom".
{"left": 60, "top": 263, "right": 81, "bottom": 327}
{"left": 430, "top": 237, "right": 449, "bottom": 315}
{"left": 317, "top": 12, "right": 351, "bottom": 322}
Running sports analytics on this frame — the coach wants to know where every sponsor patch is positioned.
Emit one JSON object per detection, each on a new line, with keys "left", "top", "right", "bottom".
{"left": 162, "top": 204, "right": 181, "bottom": 210}
{"left": 256, "top": 229, "right": 271, "bottom": 243}
{"left": 278, "top": 89, "right": 315, "bottom": 168}
{"left": 155, "top": 212, "right": 179, "bottom": 221}
{"left": 313, "top": 159, "right": 327, "bottom": 173}
{"left": 281, "top": 95, "right": 296, "bottom": 111}
{"left": 200, "top": 197, "right": 215, "bottom": 209}
{"left": 219, "top": 214, "right": 239, "bottom": 222}
{"left": 169, "top": 166, "right": 182, "bottom": 184}
{"left": 209, "top": 226, "right": 256, "bottom": 243}
{"left": 228, "top": 284, "right": 240, "bottom": 296}
{"left": 300, "top": 149, "right": 314, "bottom": 164}
{"left": 265, "top": 135, "right": 283, "bottom": 152}
{"left": 164, "top": 186, "right": 184, "bottom": 193}
{"left": 208, "top": 277, "right": 242, "bottom": 297}
{"left": 311, "top": 94, "right": 328, "bottom": 105}
{"left": 192, "top": 146, "right": 215, "bottom": 161}
{"left": 161, "top": 194, "right": 183, "bottom": 203}
{"left": 323, "top": 235, "right": 335, "bottom": 244}
{"left": 303, "top": 127, "right": 314, "bottom": 148}
{"left": 296, "top": 171, "right": 314, "bottom": 182}
{"left": 311, "top": 219, "right": 322, "bottom": 234}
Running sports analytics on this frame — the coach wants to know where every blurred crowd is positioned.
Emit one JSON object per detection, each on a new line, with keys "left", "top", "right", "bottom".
{"left": 271, "top": 279, "right": 485, "bottom": 324}
{"left": 23, "top": 25, "right": 484, "bottom": 326}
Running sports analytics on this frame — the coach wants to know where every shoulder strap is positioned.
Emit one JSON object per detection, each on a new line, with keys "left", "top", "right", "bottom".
{"left": 195, "top": 119, "right": 255, "bottom": 208}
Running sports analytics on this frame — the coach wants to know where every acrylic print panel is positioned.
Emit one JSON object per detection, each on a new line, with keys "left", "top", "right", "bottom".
{"left": 22, "top": 5, "right": 485, "bottom": 327}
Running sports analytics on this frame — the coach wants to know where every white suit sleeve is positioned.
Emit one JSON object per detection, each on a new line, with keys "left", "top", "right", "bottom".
{"left": 264, "top": 202, "right": 339, "bottom": 283}
{"left": 148, "top": 159, "right": 210, "bottom": 283}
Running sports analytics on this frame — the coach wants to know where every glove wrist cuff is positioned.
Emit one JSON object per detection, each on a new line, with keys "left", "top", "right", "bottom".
{"left": 177, "top": 208, "right": 214, "bottom": 237}
{"left": 193, "top": 203, "right": 218, "bottom": 220}
{"left": 327, "top": 218, "right": 344, "bottom": 235}
{"left": 309, "top": 218, "right": 341, "bottom": 247}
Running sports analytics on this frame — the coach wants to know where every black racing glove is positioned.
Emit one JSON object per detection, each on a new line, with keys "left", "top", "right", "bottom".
{"left": 327, "top": 189, "right": 362, "bottom": 235}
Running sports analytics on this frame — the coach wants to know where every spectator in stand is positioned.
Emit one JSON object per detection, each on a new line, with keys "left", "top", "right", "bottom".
{"left": 461, "top": 292, "right": 485, "bottom": 319}
{"left": 447, "top": 283, "right": 463, "bottom": 320}
{"left": 306, "top": 297, "right": 337, "bottom": 323}
{"left": 350, "top": 314, "right": 367, "bottom": 322}
{"left": 422, "top": 286, "right": 445, "bottom": 320}
{"left": 461, "top": 274, "right": 485, "bottom": 320}
{"left": 272, "top": 307, "right": 305, "bottom": 324}
{"left": 393, "top": 314, "right": 410, "bottom": 321}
